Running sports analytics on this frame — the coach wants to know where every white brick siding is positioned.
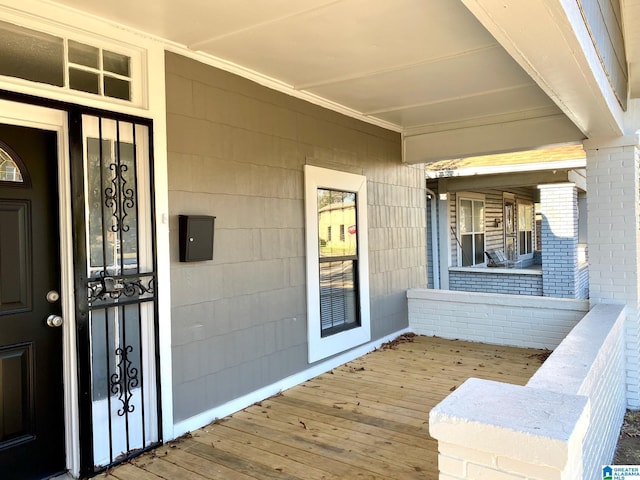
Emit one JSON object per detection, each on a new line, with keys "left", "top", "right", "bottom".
{"left": 430, "top": 303, "right": 625, "bottom": 480}
{"left": 585, "top": 135, "right": 640, "bottom": 408}
{"left": 527, "top": 304, "right": 626, "bottom": 479}
{"left": 408, "top": 288, "right": 587, "bottom": 349}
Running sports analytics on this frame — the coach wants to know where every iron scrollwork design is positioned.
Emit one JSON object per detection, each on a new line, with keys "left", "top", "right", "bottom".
{"left": 87, "top": 274, "right": 155, "bottom": 304}
{"left": 104, "top": 161, "right": 136, "bottom": 233}
{"left": 110, "top": 345, "right": 139, "bottom": 416}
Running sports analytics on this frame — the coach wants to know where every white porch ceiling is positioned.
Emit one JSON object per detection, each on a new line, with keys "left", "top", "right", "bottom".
{"left": 45, "top": 0, "right": 563, "bottom": 129}
{"left": 43, "top": 0, "right": 636, "bottom": 161}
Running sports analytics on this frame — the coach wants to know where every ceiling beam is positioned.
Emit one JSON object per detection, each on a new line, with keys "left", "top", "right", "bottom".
{"left": 461, "top": 0, "right": 626, "bottom": 137}
{"left": 568, "top": 169, "right": 587, "bottom": 191}
{"left": 441, "top": 169, "right": 579, "bottom": 192}
{"left": 404, "top": 113, "right": 584, "bottom": 164}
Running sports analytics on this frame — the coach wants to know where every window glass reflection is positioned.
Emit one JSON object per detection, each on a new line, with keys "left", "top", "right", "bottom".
{"left": 0, "top": 148, "right": 23, "bottom": 182}
{"left": 318, "top": 188, "right": 357, "bottom": 258}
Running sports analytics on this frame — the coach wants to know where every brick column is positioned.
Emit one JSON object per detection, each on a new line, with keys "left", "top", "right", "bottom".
{"left": 585, "top": 134, "right": 640, "bottom": 408}
{"left": 538, "top": 183, "right": 579, "bottom": 298}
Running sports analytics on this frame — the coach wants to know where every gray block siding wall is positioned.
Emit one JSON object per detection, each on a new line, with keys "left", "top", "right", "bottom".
{"left": 449, "top": 269, "right": 543, "bottom": 296}
{"left": 165, "top": 52, "right": 427, "bottom": 422}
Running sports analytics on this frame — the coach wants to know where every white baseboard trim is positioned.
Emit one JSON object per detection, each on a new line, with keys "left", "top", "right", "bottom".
{"left": 171, "top": 328, "right": 412, "bottom": 440}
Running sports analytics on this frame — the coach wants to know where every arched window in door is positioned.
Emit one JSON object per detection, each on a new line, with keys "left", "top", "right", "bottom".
{"left": 0, "top": 141, "right": 30, "bottom": 186}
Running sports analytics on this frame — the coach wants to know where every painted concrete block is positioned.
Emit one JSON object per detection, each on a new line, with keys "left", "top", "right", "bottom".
{"left": 430, "top": 378, "right": 589, "bottom": 469}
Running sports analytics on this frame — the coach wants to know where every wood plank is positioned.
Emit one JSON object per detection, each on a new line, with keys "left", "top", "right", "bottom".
{"left": 280, "top": 387, "right": 429, "bottom": 431}
{"left": 109, "top": 463, "right": 163, "bottom": 480}
{"left": 192, "top": 427, "right": 342, "bottom": 480}
{"left": 331, "top": 352, "right": 538, "bottom": 387}
{"left": 239, "top": 395, "right": 433, "bottom": 449}
{"left": 346, "top": 345, "right": 542, "bottom": 375}
{"left": 106, "top": 336, "right": 544, "bottom": 480}
{"left": 348, "top": 342, "right": 538, "bottom": 365}
{"left": 264, "top": 393, "right": 429, "bottom": 439}
{"left": 307, "top": 368, "right": 447, "bottom": 393}
{"left": 237, "top": 400, "right": 434, "bottom": 462}
{"left": 296, "top": 379, "right": 430, "bottom": 414}
{"left": 326, "top": 364, "right": 532, "bottom": 390}
{"left": 227, "top": 410, "right": 429, "bottom": 479}
{"left": 343, "top": 353, "right": 541, "bottom": 377}
{"left": 316, "top": 373, "right": 525, "bottom": 398}
{"left": 147, "top": 445, "right": 257, "bottom": 480}
{"left": 279, "top": 383, "right": 430, "bottom": 427}
{"left": 343, "top": 354, "right": 542, "bottom": 379}
{"left": 197, "top": 422, "right": 372, "bottom": 479}
{"left": 212, "top": 416, "right": 398, "bottom": 479}
{"left": 135, "top": 454, "right": 214, "bottom": 480}
{"left": 182, "top": 439, "right": 301, "bottom": 480}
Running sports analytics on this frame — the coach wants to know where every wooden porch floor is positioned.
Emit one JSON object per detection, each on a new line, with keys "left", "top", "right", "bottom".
{"left": 106, "top": 335, "right": 548, "bottom": 480}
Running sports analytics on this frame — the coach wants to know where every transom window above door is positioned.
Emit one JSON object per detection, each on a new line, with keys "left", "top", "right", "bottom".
{"left": 0, "top": 20, "right": 141, "bottom": 104}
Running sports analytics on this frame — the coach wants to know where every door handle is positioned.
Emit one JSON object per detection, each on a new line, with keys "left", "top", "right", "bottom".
{"left": 46, "top": 314, "right": 63, "bottom": 328}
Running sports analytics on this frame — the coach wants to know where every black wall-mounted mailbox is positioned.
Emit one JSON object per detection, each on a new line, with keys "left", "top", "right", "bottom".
{"left": 179, "top": 215, "right": 215, "bottom": 262}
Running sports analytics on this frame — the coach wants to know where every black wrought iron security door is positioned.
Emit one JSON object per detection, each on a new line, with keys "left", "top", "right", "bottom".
{"left": 71, "top": 112, "right": 160, "bottom": 476}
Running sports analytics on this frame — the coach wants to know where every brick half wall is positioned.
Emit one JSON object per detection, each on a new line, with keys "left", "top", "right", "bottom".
{"left": 408, "top": 288, "right": 588, "bottom": 349}
{"left": 429, "top": 303, "right": 626, "bottom": 480}
{"left": 449, "top": 268, "right": 543, "bottom": 296}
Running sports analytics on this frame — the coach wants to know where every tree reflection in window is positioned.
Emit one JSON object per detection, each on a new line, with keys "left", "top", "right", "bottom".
{"left": 317, "top": 188, "right": 359, "bottom": 336}
{"left": 0, "top": 145, "right": 24, "bottom": 183}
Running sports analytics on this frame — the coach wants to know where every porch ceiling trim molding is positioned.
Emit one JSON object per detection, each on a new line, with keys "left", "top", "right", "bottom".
{"left": 162, "top": 43, "right": 404, "bottom": 134}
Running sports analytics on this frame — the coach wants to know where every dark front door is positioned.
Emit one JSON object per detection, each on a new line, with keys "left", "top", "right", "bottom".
{"left": 0, "top": 124, "right": 65, "bottom": 479}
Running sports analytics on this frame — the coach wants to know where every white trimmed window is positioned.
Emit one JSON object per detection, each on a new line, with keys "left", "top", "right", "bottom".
{"left": 305, "top": 165, "right": 370, "bottom": 363}
{"left": 518, "top": 201, "right": 534, "bottom": 257}
{"left": 457, "top": 194, "right": 485, "bottom": 266}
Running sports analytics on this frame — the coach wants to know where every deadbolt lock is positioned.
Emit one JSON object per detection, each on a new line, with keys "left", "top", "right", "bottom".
{"left": 46, "top": 290, "right": 60, "bottom": 303}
